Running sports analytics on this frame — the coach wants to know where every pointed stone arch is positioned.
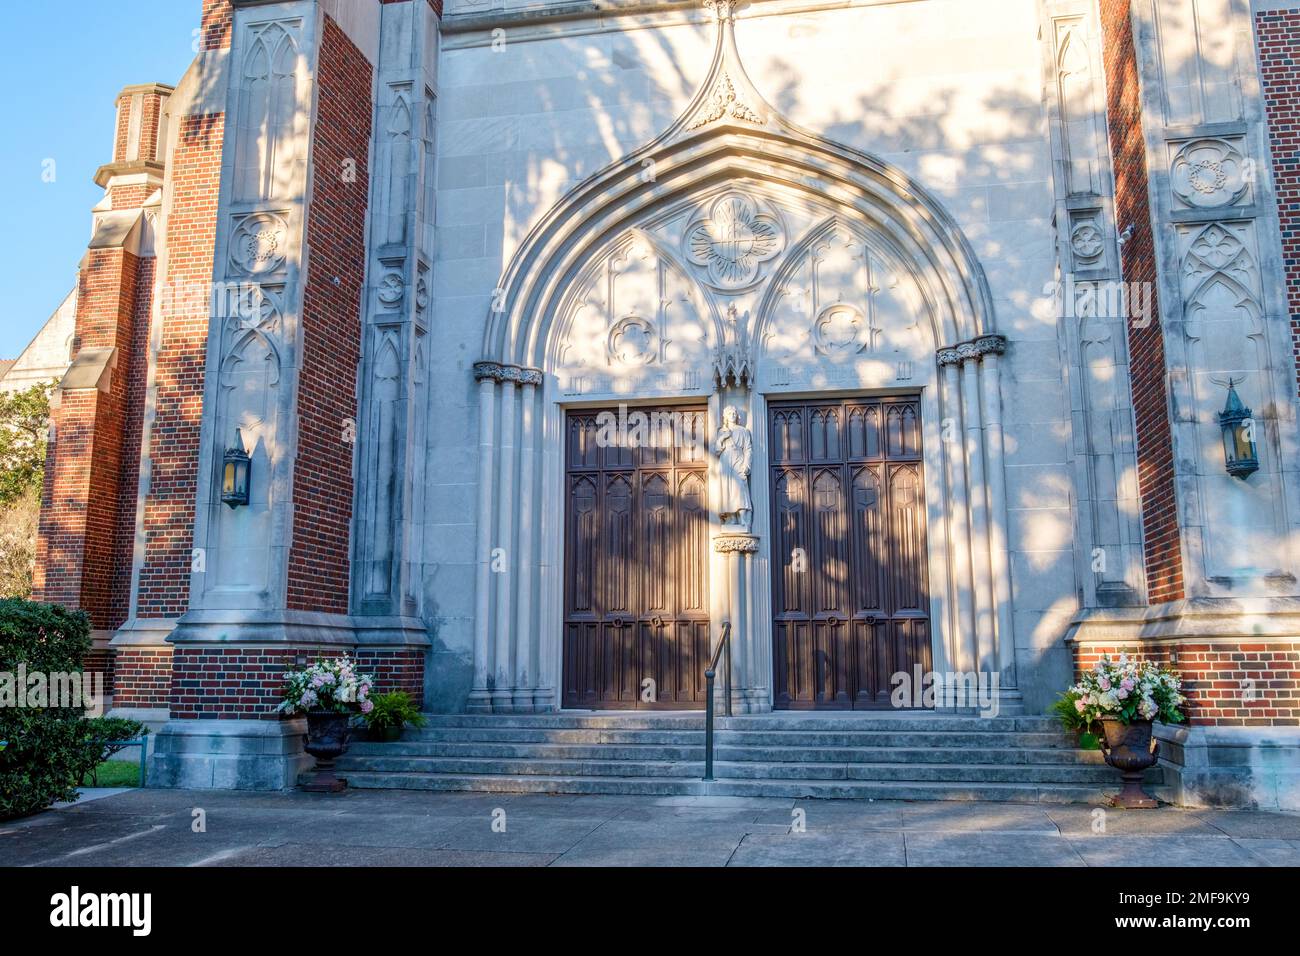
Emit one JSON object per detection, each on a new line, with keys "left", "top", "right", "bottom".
{"left": 470, "top": 1, "right": 1019, "bottom": 714}
{"left": 480, "top": 7, "right": 995, "bottom": 372}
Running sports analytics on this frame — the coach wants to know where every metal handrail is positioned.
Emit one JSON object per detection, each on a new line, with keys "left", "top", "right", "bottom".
{"left": 703, "top": 621, "right": 732, "bottom": 781}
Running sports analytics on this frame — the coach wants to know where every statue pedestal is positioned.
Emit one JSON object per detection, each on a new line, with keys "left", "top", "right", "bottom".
{"left": 714, "top": 533, "right": 760, "bottom": 714}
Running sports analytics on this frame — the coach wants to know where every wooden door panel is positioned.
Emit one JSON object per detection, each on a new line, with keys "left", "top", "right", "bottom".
{"left": 563, "top": 406, "right": 709, "bottom": 710}
{"left": 771, "top": 397, "right": 931, "bottom": 710}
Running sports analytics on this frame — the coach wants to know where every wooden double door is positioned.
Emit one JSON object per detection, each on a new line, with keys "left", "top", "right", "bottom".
{"left": 770, "top": 397, "right": 933, "bottom": 709}
{"left": 562, "top": 406, "right": 711, "bottom": 709}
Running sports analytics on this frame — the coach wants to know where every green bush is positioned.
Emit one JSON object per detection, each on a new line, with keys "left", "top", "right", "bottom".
{"left": 0, "top": 598, "right": 102, "bottom": 820}
{"left": 360, "top": 691, "right": 426, "bottom": 734}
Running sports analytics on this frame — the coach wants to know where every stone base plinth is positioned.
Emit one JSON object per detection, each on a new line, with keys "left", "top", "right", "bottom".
{"left": 1152, "top": 723, "right": 1300, "bottom": 811}
{"left": 150, "top": 718, "right": 313, "bottom": 791}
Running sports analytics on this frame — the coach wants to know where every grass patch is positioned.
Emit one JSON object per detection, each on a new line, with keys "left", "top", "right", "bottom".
{"left": 81, "top": 760, "right": 143, "bottom": 788}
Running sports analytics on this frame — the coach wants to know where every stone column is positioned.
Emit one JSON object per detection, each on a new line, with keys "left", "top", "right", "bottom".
{"left": 977, "top": 335, "right": 1021, "bottom": 703}
{"left": 469, "top": 369, "right": 497, "bottom": 713}
{"left": 713, "top": 534, "right": 758, "bottom": 714}
{"left": 960, "top": 349, "right": 997, "bottom": 678}
{"left": 492, "top": 377, "right": 517, "bottom": 712}
{"left": 514, "top": 378, "right": 538, "bottom": 713}
{"left": 938, "top": 352, "right": 978, "bottom": 678}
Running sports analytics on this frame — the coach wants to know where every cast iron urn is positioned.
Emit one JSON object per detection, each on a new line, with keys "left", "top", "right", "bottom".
{"left": 301, "top": 710, "right": 351, "bottom": 793}
{"left": 1100, "top": 718, "right": 1159, "bottom": 809}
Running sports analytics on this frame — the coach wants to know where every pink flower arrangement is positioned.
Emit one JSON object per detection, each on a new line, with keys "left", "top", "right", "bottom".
{"left": 278, "top": 656, "right": 376, "bottom": 716}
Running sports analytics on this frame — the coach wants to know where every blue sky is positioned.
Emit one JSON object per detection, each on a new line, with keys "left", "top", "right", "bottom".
{"left": 0, "top": 2, "right": 202, "bottom": 358}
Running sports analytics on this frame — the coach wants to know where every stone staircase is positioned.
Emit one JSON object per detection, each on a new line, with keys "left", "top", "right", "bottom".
{"left": 324, "top": 713, "right": 1160, "bottom": 804}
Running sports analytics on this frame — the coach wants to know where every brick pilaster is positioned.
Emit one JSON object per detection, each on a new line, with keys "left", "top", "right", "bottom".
{"left": 34, "top": 246, "right": 144, "bottom": 627}
{"left": 285, "top": 16, "right": 372, "bottom": 614}
{"left": 1255, "top": 8, "right": 1300, "bottom": 398}
{"left": 1098, "top": 0, "right": 1184, "bottom": 604}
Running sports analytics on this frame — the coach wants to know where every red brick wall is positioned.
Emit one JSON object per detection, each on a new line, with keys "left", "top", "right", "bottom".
{"left": 113, "top": 647, "right": 173, "bottom": 709}
{"left": 287, "top": 16, "right": 371, "bottom": 614}
{"left": 356, "top": 648, "right": 426, "bottom": 705}
{"left": 113, "top": 94, "right": 132, "bottom": 164}
{"left": 35, "top": 248, "right": 143, "bottom": 627}
{"left": 1256, "top": 8, "right": 1300, "bottom": 398}
{"left": 84, "top": 647, "right": 116, "bottom": 697}
{"left": 135, "top": 114, "right": 226, "bottom": 619}
{"left": 110, "top": 257, "right": 156, "bottom": 629}
{"left": 1072, "top": 641, "right": 1300, "bottom": 727}
{"left": 201, "top": 0, "right": 233, "bottom": 52}
{"left": 1099, "top": 0, "right": 1185, "bottom": 604}
{"left": 110, "top": 184, "right": 153, "bottom": 210}
{"left": 170, "top": 647, "right": 422, "bottom": 719}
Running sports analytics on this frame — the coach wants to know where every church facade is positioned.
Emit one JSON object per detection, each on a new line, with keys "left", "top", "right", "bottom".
{"left": 31, "top": 0, "right": 1300, "bottom": 807}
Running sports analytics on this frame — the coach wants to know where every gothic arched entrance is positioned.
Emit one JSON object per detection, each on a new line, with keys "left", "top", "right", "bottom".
{"left": 468, "top": 3, "right": 1018, "bottom": 715}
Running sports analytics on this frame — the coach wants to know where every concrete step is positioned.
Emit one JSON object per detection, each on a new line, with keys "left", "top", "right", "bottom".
{"left": 334, "top": 754, "right": 1155, "bottom": 786}
{"left": 711, "top": 761, "right": 1161, "bottom": 785}
{"left": 322, "top": 714, "right": 1130, "bottom": 805}
{"left": 331, "top": 770, "right": 1120, "bottom": 804}
{"left": 402, "top": 728, "right": 1075, "bottom": 749}
{"left": 347, "top": 740, "right": 1100, "bottom": 765}
{"left": 336, "top": 755, "right": 703, "bottom": 778}
{"left": 414, "top": 713, "right": 1062, "bottom": 733}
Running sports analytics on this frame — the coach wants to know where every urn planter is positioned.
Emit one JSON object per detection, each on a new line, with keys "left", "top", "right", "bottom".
{"left": 301, "top": 710, "right": 351, "bottom": 793}
{"left": 1100, "top": 718, "right": 1159, "bottom": 808}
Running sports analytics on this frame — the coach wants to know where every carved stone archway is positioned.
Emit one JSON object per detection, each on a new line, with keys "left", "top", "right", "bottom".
{"left": 469, "top": 1, "right": 1020, "bottom": 714}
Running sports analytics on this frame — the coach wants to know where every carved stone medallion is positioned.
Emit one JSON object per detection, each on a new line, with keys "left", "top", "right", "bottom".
{"left": 607, "top": 314, "right": 659, "bottom": 366}
{"left": 813, "top": 304, "right": 870, "bottom": 356}
{"left": 230, "top": 213, "right": 289, "bottom": 276}
{"left": 684, "top": 193, "right": 783, "bottom": 291}
{"left": 1171, "top": 138, "right": 1249, "bottom": 209}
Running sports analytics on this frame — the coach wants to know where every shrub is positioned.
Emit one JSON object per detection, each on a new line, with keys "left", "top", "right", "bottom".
{"left": 79, "top": 717, "right": 148, "bottom": 787}
{"left": 361, "top": 691, "right": 426, "bottom": 734}
{"left": 0, "top": 599, "right": 98, "bottom": 820}
{"left": 82, "top": 716, "right": 148, "bottom": 762}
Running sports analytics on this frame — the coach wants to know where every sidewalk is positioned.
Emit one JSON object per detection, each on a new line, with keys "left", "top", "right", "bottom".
{"left": 2, "top": 788, "right": 1297, "bottom": 867}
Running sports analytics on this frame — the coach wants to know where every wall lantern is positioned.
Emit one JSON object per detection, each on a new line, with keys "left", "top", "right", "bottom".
{"left": 222, "top": 428, "right": 252, "bottom": 509}
{"left": 1218, "top": 379, "right": 1259, "bottom": 481}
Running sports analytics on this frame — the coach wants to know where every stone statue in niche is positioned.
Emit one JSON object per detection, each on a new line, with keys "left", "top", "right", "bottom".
{"left": 714, "top": 405, "right": 753, "bottom": 531}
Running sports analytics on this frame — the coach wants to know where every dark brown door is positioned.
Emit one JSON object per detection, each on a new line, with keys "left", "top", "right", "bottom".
{"left": 563, "top": 406, "right": 710, "bottom": 709}
{"left": 770, "top": 397, "right": 932, "bottom": 709}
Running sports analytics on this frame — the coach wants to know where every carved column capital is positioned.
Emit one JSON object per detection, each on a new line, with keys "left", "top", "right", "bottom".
{"left": 474, "top": 361, "right": 543, "bottom": 385}
{"left": 936, "top": 334, "right": 1009, "bottom": 366}
{"left": 972, "top": 334, "right": 1009, "bottom": 357}
{"left": 704, "top": 0, "right": 738, "bottom": 23}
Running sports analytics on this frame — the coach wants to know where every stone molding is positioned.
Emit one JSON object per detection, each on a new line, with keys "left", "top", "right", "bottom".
{"left": 1067, "top": 596, "right": 1300, "bottom": 642}
{"left": 473, "top": 361, "right": 544, "bottom": 385}
{"left": 935, "top": 334, "right": 1008, "bottom": 366}
{"left": 714, "top": 533, "right": 760, "bottom": 554}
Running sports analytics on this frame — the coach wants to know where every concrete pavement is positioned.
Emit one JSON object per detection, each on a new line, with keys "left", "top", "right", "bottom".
{"left": 2, "top": 788, "right": 1298, "bottom": 867}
